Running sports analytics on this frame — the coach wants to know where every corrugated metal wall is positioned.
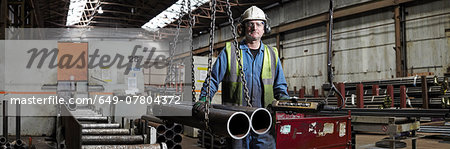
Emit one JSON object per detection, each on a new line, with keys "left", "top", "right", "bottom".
{"left": 405, "top": 0, "right": 450, "bottom": 76}
{"left": 282, "top": 7, "right": 397, "bottom": 94}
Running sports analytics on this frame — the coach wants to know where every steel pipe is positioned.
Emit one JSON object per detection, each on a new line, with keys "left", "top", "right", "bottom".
{"left": 165, "top": 140, "right": 174, "bottom": 149}
{"left": 76, "top": 116, "right": 108, "bottom": 122}
{"left": 70, "top": 111, "right": 99, "bottom": 115}
{"left": 155, "top": 104, "right": 251, "bottom": 139}
{"left": 141, "top": 115, "right": 164, "bottom": 124}
{"left": 172, "top": 124, "right": 183, "bottom": 134}
{"left": 156, "top": 135, "right": 166, "bottom": 143}
{"left": 70, "top": 111, "right": 100, "bottom": 114}
{"left": 0, "top": 137, "right": 6, "bottom": 145}
{"left": 13, "top": 139, "right": 25, "bottom": 149}
{"left": 81, "top": 129, "right": 130, "bottom": 135}
{"left": 72, "top": 114, "right": 103, "bottom": 117}
{"left": 165, "top": 130, "right": 174, "bottom": 139}
{"left": 81, "top": 123, "right": 120, "bottom": 129}
{"left": 212, "top": 104, "right": 272, "bottom": 135}
{"left": 81, "top": 135, "right": 144, "bottom": 145}
{"left": 82, "top": 143, "right": 167, "bottom": 149}
{"left": 173, "top": 134, "right": 182, "bottom": 143}
{"left": 4, "top": 142, "right": 10, "bottom": 148}
{"left": 172, "top": 144, "right": 181, "bottom": 149}
{"left": 165, "top": 122, "right": 174, "bottom": 129}
{"left": 147, "top": 121, "right": 166, "bottom": 134}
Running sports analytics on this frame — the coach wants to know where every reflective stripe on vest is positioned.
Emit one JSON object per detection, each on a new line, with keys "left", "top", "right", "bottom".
{"left": 223, "top": 42, "right": 279, "bottom": 107}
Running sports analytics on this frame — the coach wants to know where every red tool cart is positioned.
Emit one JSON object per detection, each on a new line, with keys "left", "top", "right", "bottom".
{"left": 275, "top": 112, "right": 352, "bottom": 149}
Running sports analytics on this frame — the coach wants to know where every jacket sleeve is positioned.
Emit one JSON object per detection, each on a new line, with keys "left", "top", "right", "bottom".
{"left": 273, "top": 56, "right": 289, "bottom": 100}
{"left": 199, "top": 48, "right": 228, "bottom": 101}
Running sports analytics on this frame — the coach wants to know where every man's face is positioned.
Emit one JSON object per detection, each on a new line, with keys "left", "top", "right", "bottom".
{"left": 244, "top": 20, "right": 265, "bottom": 41}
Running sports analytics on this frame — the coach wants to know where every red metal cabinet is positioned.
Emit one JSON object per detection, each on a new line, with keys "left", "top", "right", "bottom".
{"left": 275, "top": 112, "right": 352, "bottom": 149}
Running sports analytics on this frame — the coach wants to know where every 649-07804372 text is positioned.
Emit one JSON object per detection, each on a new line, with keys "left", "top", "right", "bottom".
{"left": 9, "top": 95, "right": 181, "bottom": 105}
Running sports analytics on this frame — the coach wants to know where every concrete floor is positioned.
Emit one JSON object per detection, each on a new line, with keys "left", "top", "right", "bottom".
{"left": 356, "top": 133, "right": 450, "bottom": 149}
{"left": 13, "top": 133, "right": 450, "bottom": 148}
{"left": 181, "top": 134, "right": 450, "bottom": 149}
{"left": 181, "top": 135, "right": 203, "bottom": 149}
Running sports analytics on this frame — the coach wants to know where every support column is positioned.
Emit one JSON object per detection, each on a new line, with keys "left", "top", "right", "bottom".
{"left": 337, "top": 83, "right": 346, "bottom": 108}
{"left": 372, "top": 84, "right": 379, "bottom": 96}
{"left": 356, "top": 84, "right": 364, "bottom": 108}
{"left": 394, "top": 5, "right": 407, "bottom": 77}
{"left": 400, "top": 85, "right": 407, "bottom": 108}
{"left": 387, "top": 85, "right": 394, "bottom": 107}
{"left": 312, "top": 86, "right": 319, "bottom": 98}
{"left": 293, "top": 86, "right": 297, "bottom": 96}
{"left": 421, "top": 76, "right": 429, "bottom": 109}
{"left": 299, "top": 86, "right": 305, "bottom": 98}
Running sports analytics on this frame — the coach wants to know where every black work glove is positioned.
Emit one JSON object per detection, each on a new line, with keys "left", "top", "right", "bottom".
{"left": 193, "top": 97, "right": 207, "bottom": 115}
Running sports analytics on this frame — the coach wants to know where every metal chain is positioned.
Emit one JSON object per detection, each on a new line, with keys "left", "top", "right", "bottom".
{"left": 325, "top": 0, "right": 344, "bottom": 108}
{"left": 205, "top": 0, "right": 217, "bottom": 133}
{"left": 164, "top": 0, "right": 186, "bottom": 95}
{"left": 225, "top": 0, "right": 252, "bottom": 107}
{"left": 188, "top": 0, "right": 196, "bottom": 102}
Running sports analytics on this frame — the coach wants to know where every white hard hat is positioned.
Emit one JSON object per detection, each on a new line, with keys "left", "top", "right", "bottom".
{"left": 241, "top": 6, "right": 266, "bottom": 22}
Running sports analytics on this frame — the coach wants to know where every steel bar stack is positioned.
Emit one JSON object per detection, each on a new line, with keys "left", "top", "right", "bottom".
{"left": 65, "top": 108, "right": 166, "bottom": 149}
{"left": 318, "top": 76, "right": 449, "bottom": 108}
{"left": 297, "top": 96, "right": 388, "bottom": 108}
{"left": 71, "top": 109, "right": 143, "bottom": 145}
{"left": 419, "top": 125, "right": 450, "bottom": 135}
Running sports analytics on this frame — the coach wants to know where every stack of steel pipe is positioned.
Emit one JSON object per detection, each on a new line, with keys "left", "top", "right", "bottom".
{"left": 69, "top": 108, "right": 149, "bottom": 147}
{"left": 320, "top": 76, "right": 449, "bottom": 108}
{"left": 211, "top": 104, "right": 272, "bottom": 135}
{"left": 147, "top": 120, "right": 183, "bottom": 149}
{"left": 82, "top": 143, "right": 167, "bottom": 149}
{"left": 12, "top": 139, "right": 27, "bottom": 149}
{"left": 197, "top": 130, "right": 229, "bottom": 149}
{"left": 323, "top": 76, "right": 445, "bottom": 90}
{"left": 145, "top": 102, "right": 273, "bottom": 148}
{"left": 0, "top": 137, "right": 8, "bottom": 148}
{"left": 418, "top": 125, "right": 450, "bottom": 135}
{"left": 293, "top": 96, "right": 387, "bottom": 107}
{"left": 152, "top": 102, "right": 274, "bottom": 137}
{"left": 152, "top": 103, "right": 252, "bottom": 140}
{"left": 141, "top": 115, "right": 184, "bottom": 149}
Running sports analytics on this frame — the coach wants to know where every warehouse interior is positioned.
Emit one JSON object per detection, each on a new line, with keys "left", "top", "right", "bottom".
{"left": 0, "top": 0, "right": 449, "bottom": 148}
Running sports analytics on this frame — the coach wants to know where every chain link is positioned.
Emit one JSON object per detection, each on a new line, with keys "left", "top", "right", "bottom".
{"left": 188, "top": 0, "right": 197, "bottom": 103}
{"left": 225, "top": 0, "right": 252, "bottom": 107}
{"left": 204, "top": 0, "right": 217, "bottom": 133}
{"left": 164, "top": 0, "right": 186, "bottom": 95}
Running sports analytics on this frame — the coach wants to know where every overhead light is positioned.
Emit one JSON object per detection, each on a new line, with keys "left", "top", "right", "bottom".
{"left": 142, "top": 0, "right": 209, "bottom": 30}
{"left": 66, "top": 0, "right": 87, "bottom": 26}
{"left": 98, "top": 7, "right": 103, "bottom": 14}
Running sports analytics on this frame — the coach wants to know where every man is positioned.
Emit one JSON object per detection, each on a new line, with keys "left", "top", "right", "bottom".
{"left": 197, "top": 6, "right": 289, "bottom": 149}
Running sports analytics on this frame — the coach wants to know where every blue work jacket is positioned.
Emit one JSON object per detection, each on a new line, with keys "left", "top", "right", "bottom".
{"left": 200, "top": 40, "right": 289, "bottom": 108}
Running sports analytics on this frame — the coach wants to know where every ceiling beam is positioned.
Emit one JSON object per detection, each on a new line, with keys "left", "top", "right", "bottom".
{"left": 173, "top": 0, "right": 417, "bottom": 59}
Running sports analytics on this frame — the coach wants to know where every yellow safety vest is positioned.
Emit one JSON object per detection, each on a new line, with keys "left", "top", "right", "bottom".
{"left": 222, "top": 42, "right": 279, "bottom": 107}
